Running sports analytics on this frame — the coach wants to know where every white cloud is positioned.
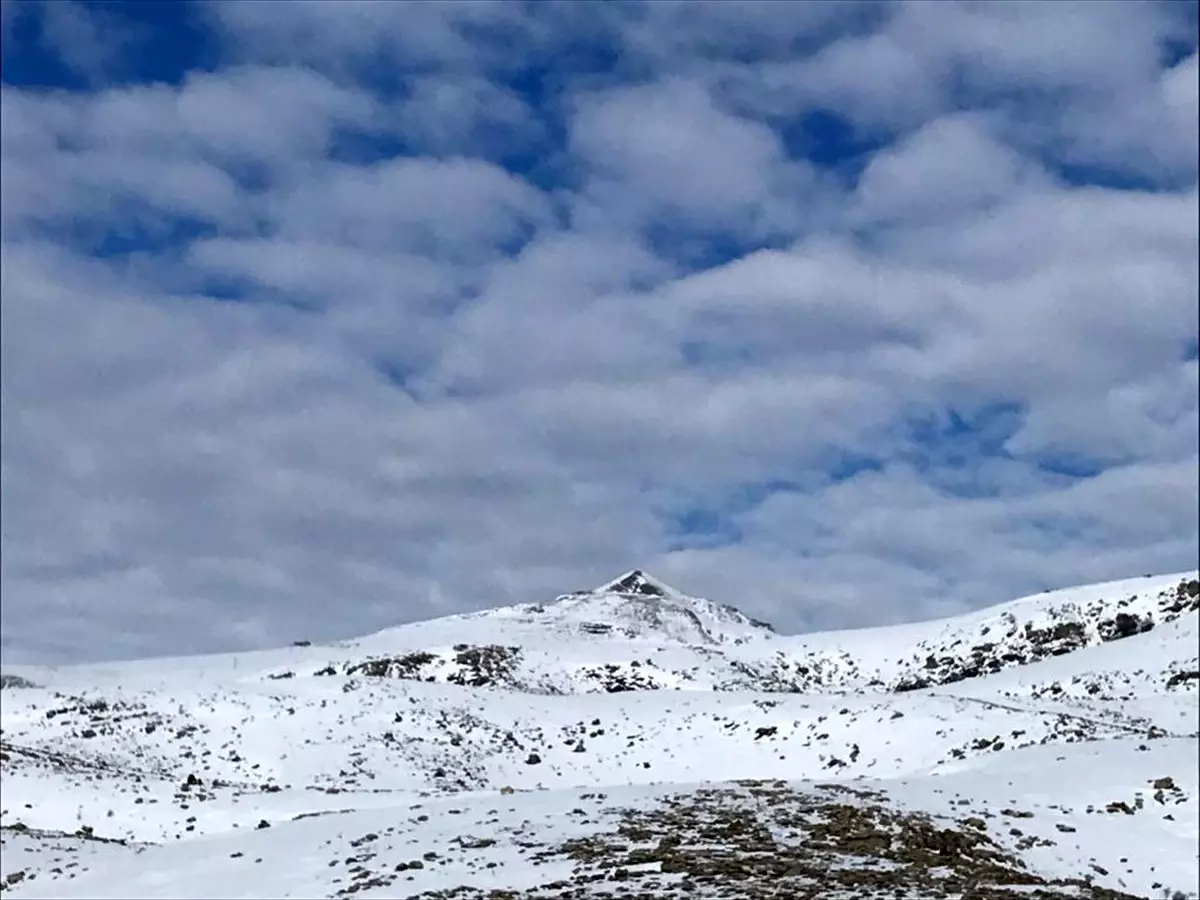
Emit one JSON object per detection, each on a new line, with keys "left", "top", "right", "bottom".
{"left": 0, "top": 66, "right": 384, "bottom": 238}
{"left": 675, "top": 456, "right": 1199, "bottom": 632}
{"left": 1005, "top": 361, "right": 1200, "bottom": 465}
{"left": 36, "top": 0, "right": 142, "bottom": 84}
{"left": 206, "top": 0, "right": 511, "bottom": 70}
{"left": 727, "top": 27, "right": 945, "bottom": 132}
{"left": 617, "top": 0, "right": 879, "bottom": 67}
{"left": 395, "top": 75, "right": 546, "bottom": 158}
{"left": 1041, "top": 50, "right": 1200, "bottom": 184}
{"left": 264, "top": 157, "right": 552, "bottom": 260}
{"left": 891, "top": 0, "right": 1176, "bottom": 96}
{"left": 1, "top": 1, "right": 1197, "bottom": 664}
{"left": 421, "top": 231, "right": 673, "bottom": 397}
{"left": 852, "top": 113, "right": 1049, "bottom": 225}
{"left": 1163, "top": 51, "right": 1200, "bottom": 128}
{"left": 568, "top": 78, "right": 819, "bottom": 237}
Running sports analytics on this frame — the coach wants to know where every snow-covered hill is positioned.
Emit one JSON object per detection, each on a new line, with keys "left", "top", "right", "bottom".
{"left": 1, "top": 570, "right": 1197, "bottom": 899}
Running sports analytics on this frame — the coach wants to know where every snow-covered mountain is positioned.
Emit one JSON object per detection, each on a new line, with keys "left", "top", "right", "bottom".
{"left": 1, "top": 570, "right": 1197, "bottom": 899}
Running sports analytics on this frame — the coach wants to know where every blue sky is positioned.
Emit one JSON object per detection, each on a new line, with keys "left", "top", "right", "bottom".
{"left": 1, "top": 0, "right": 1197, "bottom": 664}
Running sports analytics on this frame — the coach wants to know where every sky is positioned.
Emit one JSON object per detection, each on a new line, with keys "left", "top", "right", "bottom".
{"left": 1, "top": 0, "right": 1197, "bottom": 665}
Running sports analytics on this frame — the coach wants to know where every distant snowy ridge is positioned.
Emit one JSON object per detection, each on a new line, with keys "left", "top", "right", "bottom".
{"left": 224, "top": 570, "right": 1200, "bottom": 698}
{"left": 471, "top": 568, "right": 777, "bottom": 644}
{"left": 6, "top": 570, "right": 1194, "bottom": 700}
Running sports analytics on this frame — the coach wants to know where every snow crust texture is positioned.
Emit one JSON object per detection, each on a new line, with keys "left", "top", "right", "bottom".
{"left": 1, "top": 570, "right": 1198, "bottom": 899}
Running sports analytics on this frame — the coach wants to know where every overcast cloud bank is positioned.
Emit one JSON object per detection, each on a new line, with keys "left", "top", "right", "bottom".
{"left": 1, "top": 0, "right": 1197, "bottom": 663}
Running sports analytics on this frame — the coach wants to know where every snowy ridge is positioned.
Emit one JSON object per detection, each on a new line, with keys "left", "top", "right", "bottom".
{"left": 1, "top": 570, "right": 1198, "bottom": 899}
{"left": 83, "top": 569, "right": 1190, "bottom": 699}
{"left": 345, "top": 570, "right": 1200, "bottom": 696}
{"left": 532, "top": 568, "right": 775, "bottom": 644}
{"left": 436, "top": 568, "right": 775, "bottom": 647}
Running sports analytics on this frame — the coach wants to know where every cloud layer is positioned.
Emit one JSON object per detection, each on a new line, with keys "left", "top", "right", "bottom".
{"left": 2, "top": 0, "right": 1197, "bottom": 663}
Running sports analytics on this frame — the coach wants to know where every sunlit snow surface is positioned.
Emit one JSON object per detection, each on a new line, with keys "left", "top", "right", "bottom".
{"left": 2, "top": 570, "right": 1197, "bottom": 898}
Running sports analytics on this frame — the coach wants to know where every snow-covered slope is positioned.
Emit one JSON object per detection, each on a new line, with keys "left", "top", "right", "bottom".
{"left": 2, "top": 570, "right": 1197, "bottom": 899}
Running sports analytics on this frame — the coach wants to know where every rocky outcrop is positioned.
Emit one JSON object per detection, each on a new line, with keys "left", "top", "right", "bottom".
{"left": 336, "top": 646, "right": 523, "bottom": 690}
{"left": 889, "top": 577, "right": 1198, "bottom": 694}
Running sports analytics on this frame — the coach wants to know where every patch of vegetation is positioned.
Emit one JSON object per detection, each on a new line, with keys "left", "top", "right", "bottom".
{"left": 345, "top": 652, "right": 437, "bottom": 679}
{"left": 578, "top": 661, "right": 665, "bottom": 693}
{"left": 0, "top": 674, "right": 37, "bottom": 690}
{"left": 404, "top": 780, "right": 1144, "bottom": 899}
{"left": 446, "top": 645, "right": 520, "bottom": 689}
{"left": 1165, "top": 670, "right": 1199, "bottom": 690}
{"left": 1160, "top": 579, "right": 1200, "bottom": 615}
{"left": 1096, "top": 612, "right": 1154, "bottom": 642}
{"left": 339, "top": 646, "right": 523, "bottom": 689}
{"left": 1023, "top": 620, "right": 1088, "bottom": 654}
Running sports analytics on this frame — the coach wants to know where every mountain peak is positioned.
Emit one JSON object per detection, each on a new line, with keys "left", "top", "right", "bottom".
{"left": 595, "top": 569, "right": 677, "bottom": 597}
{"left": 530, "top": 569, "right": 776, "bottom": 645}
